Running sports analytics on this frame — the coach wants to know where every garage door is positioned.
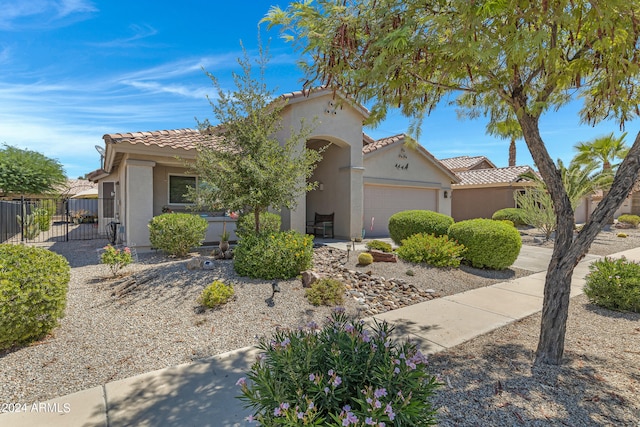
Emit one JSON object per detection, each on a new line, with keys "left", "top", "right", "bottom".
{"left": 363, "top": 184, "right": 438, "bottom": 237}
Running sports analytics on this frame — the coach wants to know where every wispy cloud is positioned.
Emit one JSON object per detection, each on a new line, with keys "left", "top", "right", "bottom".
{"left": 89, "top": 23, "right": 159, "bottom": 48}
{"left": 0, "top": 45, "right": 11, "bottom": 63}
{"left": 0, "top": 0, "right": 97, "bottom": 31}
{"left": 122, "top": 80, "right": 210, "bottom": 99}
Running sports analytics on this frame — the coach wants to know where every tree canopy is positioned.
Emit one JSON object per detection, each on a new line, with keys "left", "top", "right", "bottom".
{"left": 0, "top": 144, "right": 66, "bottom": 197}
{"left": 189, "top": 46, "right": 322, "bottom": 233}
{"left": 266, "top": 0, "right": 640, "bottom": 365}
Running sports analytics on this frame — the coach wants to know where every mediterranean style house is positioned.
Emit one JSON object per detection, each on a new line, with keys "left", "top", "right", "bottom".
{"left": 88, "top": 88, "right": 459, "bottom": 250}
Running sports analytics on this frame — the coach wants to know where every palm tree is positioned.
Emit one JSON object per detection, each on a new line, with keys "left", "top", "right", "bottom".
{"left": 518, "top": 158, "right": 607, "bottom": 238}
{"left": 559, "top": 158, "right": 610, "bottom": 210}
{"left": 487, "top": 116, "right": 522, "bottom": 167}
{"left": 574, "top": 133, "right": 629, "bottom": 175}
{"left": 574, "top": 133, "right": 629, "bottom": 223}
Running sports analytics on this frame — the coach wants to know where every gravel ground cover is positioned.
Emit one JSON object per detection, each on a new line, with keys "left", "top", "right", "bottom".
{"left": 0, "top": 227, "right": 639, "bottom": 425}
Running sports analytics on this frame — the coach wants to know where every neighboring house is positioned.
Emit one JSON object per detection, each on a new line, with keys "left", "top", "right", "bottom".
{"left": 87, "top": 88, "right": 458, "bottom": 250}
{"left": 577, "top": 189, "right": 633, "bottom": 224}
{"left": 440, "top": 156, "right": 537, "bottom": 221}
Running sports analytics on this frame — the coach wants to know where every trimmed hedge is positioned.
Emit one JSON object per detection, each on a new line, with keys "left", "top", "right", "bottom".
{"left": 448, "top": 218, "right": 522, "bottom": 269}
{"left": 491, "top": 208, "right": 528, "bottom": 226}
{"left": 388, "top": 210, "right": 454, "bottom": 245}
{"left": 0, "top": 245, "right": 70, "bottom": 350}
{"left": 396, "top": 233, "right": 466, "bottom": 268}
{"left": 234, "top": 230, "right": 313, "bottom": 279}
{"left": 617, "top": 214, "right": 640, "bottom": 228}
{"left": 148, "top": 213, "right": 208, "bottom": 257}
{"left": 584, "top": 257, "right": 640, "bottom": 312}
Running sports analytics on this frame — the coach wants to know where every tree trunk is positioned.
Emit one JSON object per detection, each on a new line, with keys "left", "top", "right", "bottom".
{"left": 517, "top": 110, "right": 640, "bottom": 365}
{"left": 509, "top": 138, "right": 516, "bottom": 166}
{"left": 254, "top": 208, "right": 260, "bottom": 235}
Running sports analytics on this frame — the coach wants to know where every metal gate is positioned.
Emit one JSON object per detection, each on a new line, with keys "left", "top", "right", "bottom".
{"left": 0, "top": 197, "right": 106, "bottom": 244}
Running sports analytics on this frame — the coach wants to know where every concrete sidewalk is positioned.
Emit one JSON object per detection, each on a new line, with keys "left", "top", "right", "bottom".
{"left": 3, "top": 246, "right": 638, "bottom": 427}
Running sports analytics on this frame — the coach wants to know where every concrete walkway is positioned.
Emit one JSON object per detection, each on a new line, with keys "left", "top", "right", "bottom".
{"left": 3, "top": 245, "right": 638, "bottom": 427}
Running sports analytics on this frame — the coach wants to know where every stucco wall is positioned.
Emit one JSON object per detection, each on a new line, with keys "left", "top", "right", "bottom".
{"left": 364, "top": 144, "right": 450, "bottom": 185}
{"left": 363, "top": 143, "right": 453, "bottom": 216}
{"left": 277, "top": 92, "right": 365, "bottom": 238}
{"left": 451, "top": 187, "right": 517, "bottom": 221}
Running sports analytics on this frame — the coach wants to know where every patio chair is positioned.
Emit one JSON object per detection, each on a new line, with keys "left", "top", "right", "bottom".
{"left": 306, "top": 212, "right": 334, "bottom": 238}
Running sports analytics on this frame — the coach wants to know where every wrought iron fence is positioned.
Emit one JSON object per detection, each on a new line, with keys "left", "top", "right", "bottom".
{"left": 0, "top": 197, "right": 106, "bottom": 244}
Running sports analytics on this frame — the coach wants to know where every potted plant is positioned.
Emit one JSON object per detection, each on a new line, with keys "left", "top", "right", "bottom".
{"left": 219, "top": 222, "right": 230, "bottom": 252}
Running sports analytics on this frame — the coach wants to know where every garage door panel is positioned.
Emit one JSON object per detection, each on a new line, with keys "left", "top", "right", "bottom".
{"left": 364, "top": 185, "right": 437, "bottom": 237}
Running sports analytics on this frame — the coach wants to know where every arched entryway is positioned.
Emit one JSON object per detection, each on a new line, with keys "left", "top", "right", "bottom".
{"left": 306, "top": 137, "right": 354, "bottom": 239}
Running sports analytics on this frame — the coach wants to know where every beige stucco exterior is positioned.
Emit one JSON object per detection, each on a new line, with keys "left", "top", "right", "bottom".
{"left": 91, "top": 89, "right": 457, "bottom": 250}
{"left": 276, "top": 91, "right": 367, "bottom": 239}
{"left": 451, "top": 186, "right": 521, "bottom": 221}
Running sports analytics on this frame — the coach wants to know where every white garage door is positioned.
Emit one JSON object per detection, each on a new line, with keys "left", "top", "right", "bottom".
{"left": 364, "top": 184, "right": 438, "bottom": 237}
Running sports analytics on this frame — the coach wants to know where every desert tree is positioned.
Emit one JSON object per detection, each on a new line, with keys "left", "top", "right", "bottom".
{"left": 0, "top": 144, "right": 66, "bottom": 197}
{"left": 266, "top": 0, "right": 640, "bottom": 365}
{"left": 189, "top": 45, "right": 322, "bottom": 234}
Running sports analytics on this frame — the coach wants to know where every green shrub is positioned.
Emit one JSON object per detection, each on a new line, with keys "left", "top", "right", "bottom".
{"left": 491, "top": 208, "right": 528, "bottom": 226}
{"left": 448, "top": 219, "right": 522, "bottom": 269}
{"left": 0, "top": 245, "right": 70, "bottom": 350}
{"left": 617, "top": 214, "right": 640, "bottom": 228}
{"left": 234, "top": 231, "right": 313, "bottom": 279}
{"left": 306, "top": 278, "right": 345, "bottom": 306}
{"left": 357, "top": 252, "right": 374, "bottom": 265}
{"left": 498, "top": 219, "right": 515, "bottom": 228}
{"left": 365, "top": 239, "right": 393, "bottom": 253}
{"left": 37, "top": 199, "right": 57, "bottom": 231}
{"left": 397, "top": 233, "right": 466, "bottom": 268}
{"left": 148, "top": 213, "right": 208, "bottom": 257}
{"left": 388, "top": 210, "right": 454, "bottom": 245}
{"left": 235, "top": 212, "right": 281, "bottom": 238}
{"left": 618, "top": 232, "right": 628, "bottom": 238}
{"left": 237, "top": 310, "right": 440, "bottom": 425}
{"left": 584, "top": 257, "right": 640, "bottom": 312}
{"left": 199, "top": 280, "right": 235, "bottom": 308}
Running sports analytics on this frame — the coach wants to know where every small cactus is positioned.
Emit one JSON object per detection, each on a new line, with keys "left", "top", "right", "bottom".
{"left": 358, "top": 252, "right": 374, "bottom": 265}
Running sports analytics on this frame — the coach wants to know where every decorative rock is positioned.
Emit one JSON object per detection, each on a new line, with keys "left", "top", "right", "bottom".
{"left": 186, "top": 257, "right": 203, "bottom": 270}
{"left": 370, "top": 250, "right": 398, "bottom": 263}
{"left": 301, "top": 270, "right": 321, "bottom": 288}
{"left": 312, "top": 245, "right": 438, "bottom": 315}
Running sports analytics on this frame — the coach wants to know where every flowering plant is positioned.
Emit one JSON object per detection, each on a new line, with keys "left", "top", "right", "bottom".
{"left": 100, "top": 245, "right": 133, "bottom": 277}
{"left": 237, "top": 309, "right": 440, "bottom": 425}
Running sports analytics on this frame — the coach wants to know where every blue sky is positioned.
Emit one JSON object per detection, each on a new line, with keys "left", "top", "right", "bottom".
{"left": 1, "top": 1, "right": 637, "bottom": 179}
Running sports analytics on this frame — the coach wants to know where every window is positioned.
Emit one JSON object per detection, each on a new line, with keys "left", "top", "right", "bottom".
{"left": 169, "top": 175, "right": 196, "bottom": 204}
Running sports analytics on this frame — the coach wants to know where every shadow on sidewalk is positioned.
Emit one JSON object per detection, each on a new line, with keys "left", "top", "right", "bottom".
{"left": 92, "top": 348, "right": 258, "bottom": 427}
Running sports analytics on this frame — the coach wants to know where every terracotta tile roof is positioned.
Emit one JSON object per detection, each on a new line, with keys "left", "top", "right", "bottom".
{"left": 59, "top": 179, "right": 97, "bottom": 196}
{"left": 280, "top": 87, "right": 370, "bottom": 117}
{"left": 439, "top": 156, "right": 496, "bottom": 172}
{"left": 362, "top": 132, "right": 375, "bottom": 146}
{"left": 362, "top": 133, "right": 405, "bottom": 154}
{"left": 454, "top": 166, "right": 535, "bottom": 187}
{"left": 103, "top": 128, "right": 223, "bottom": 151}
